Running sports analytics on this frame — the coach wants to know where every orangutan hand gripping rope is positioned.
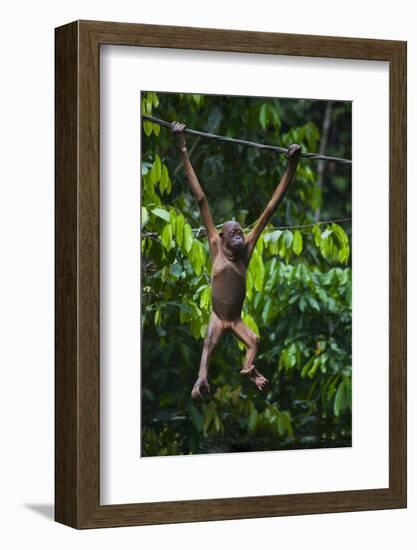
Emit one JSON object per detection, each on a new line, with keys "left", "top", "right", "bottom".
{"left": 171, "top": 121, "right": 301, "bottom": 399}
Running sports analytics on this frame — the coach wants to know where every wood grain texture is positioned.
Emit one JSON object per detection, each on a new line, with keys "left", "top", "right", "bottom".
{"left": 55, "top": 21, "right": 79, "bottom": 527}
{"left": 55, "top": 20, "right": 407, "bottom": 529}
{"left": 388, "top": 42, "right": 407, "bottom": 503}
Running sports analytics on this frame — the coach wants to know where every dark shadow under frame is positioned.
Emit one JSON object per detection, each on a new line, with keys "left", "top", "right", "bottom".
{"left": 55, "top": 20, "right": 407, "bottom": 529}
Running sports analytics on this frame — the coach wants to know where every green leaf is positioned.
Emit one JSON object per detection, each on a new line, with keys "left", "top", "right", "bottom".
{"left": 344, "top": 377, "right": 352, "bottom": 411}
{"left": 279, "top": 346, "right": 297, "bottom": 371}
{"left": 169, "top": 209, "right": 177, "bottom": 233}
{"left": 141, "top": 161, "right": 152, "bottom": 176}
{"left": 266, "top": 229, "right": 282, "bottom": 255}
{"left": 268, "top": 229, "right": 282, "bottom": 242}
{"left": 183, "top": 223, "right": 193, "bottom": 253}
{"left": 301, "top": 357, "right": 314, "bottom": 378}
{"left": 282, "top": 229, "right": 293, "bottom": 250}
{"left": 259, "top": 103, "right": 268, "bottom": 129}
{"left": 243, "top": 313, "right": 260, "bottom": 337}
{"left": 149, "top": 155, "right": 162, "bottom": 184}
{"left": 278, "top": 230, "right": 293, "bottom": 258}
{"left": 246, "top": 269, "right": 253, "bottom": 301}
{"left": 151, "top": 207, "right": 170, "bottom": 222}
{"left": 308, "top": 357, "right": 321, "bottom": 377}
{"left": 160, "top": 165, "right": 169, "bottom": 194}
{"left": 141, "top": 206, "right": 149, "bottom": 228}
{"left": 255, "top": 235, "right": 264, "bottom": 255}
{"left": 161, "top": 223, "right": 173, "bottom": 250}
{"left": 190, "top": 241, "right": 203, "bottom": 275}
{"left": 262, "top": 298, "right": 273, "bottom": 324}
{"left": 307, "top": 294, "right": 320, "bottom": 312}
{"left": 292, "top": 230, "right": 303, "bottom": 255}
{"left": 200, "top": 323, "right": 208, "bottom": 338}
{"left": 214, "top": 414, "right": 222, "bottom": 433}
{"left": 191, "top": 316, "right": 202, "bottom": 339}
{"left": 154, "top": 155, "right": 162, "bottom": 181}
{"left": 154, "top": 309, "right": 161, "bottom": 326}
{"left": 334, "top": 378, "right": 351, "bottom": 416}
{"left": 143, "top": 120, "right": 153, "bottom": 137}
{"left": 199, "top": 286, "right": 211, "bottom": 310}
{"left": 249, "top": 249, "right": 264, "bottom": 292}
{"left": 332, "top": 223, "right": 350, "bottom": 264}
{"left": 334, "top": 382, "right": 344, "bottom": 416}
{"left": 312, "top": 225, "right": 322, "bottom": 247}
{"left": 321, "top": 228, "right": 333, "bottom": 239}
{"left": 175, "top": 214, "right": 185, "bottom": 246}
{"left": 203, "top": 405, "right": 215, "bottom": 433}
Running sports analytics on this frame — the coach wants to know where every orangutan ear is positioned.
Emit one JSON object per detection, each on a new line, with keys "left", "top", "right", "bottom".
{"left": 219, "top": 231, "right": 224, "bottom": 241}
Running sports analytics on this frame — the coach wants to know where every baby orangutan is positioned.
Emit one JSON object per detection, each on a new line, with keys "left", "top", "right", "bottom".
{"left": 171, "top": 122, "right": 301, "bottom": 399}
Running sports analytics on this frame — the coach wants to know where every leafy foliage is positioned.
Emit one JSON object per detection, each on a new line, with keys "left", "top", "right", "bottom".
{"left": 141, "top": 91, "right": 352, "bottom": 456}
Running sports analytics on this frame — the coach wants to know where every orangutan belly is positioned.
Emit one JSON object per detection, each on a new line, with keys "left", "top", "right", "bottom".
{"left": 211, "top": 257, "right": 246, "bottom": 321}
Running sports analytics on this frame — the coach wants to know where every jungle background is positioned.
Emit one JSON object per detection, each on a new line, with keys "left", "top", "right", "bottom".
{"left": 141, "top": 92, "right": 352, "bottom": 457}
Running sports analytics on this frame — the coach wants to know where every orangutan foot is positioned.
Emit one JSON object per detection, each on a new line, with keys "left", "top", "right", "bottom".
{"left": 240, "top": 364, "right": 255, "bottom": 376}
{"left": 191, "top": 377, "right": 211, "bottom": 399}
{"left": 240, "top": 365, "right": 268, "bottom": 391}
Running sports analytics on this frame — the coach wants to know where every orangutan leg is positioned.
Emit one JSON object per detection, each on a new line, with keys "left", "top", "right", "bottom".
{"left": 230, "top": 319, "right": 268, "bottom": 391}
{"left": 191, "top": 311, "right": 225, "bottom": 399}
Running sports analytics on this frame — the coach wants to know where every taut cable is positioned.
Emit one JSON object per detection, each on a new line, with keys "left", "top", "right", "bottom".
{"left": 142, "top": 115, "right": 352, "bottom": 165}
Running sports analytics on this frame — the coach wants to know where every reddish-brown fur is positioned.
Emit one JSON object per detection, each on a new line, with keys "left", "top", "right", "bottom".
{"left": 172, "top": 122, "right": 301, "bottom": 398}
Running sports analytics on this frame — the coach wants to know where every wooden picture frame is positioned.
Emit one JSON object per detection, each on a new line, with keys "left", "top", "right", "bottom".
{"left": 55, "top": 20, "right": 407, "bottom": 529}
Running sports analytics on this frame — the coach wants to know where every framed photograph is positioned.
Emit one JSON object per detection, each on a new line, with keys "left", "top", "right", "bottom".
{"left": 55, "top": 20, "right": 406, "bottom": 528}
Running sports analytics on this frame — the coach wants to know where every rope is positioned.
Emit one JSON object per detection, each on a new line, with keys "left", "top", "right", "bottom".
{"left": 191, "top": 217, "right": 352, "bottom": 238}
{"left": 142, "top": 115, "right": 352, "bottom": 166}
{"left": 142, "top": 217, "right": 351, "bottom": 241}
{"left": 261, "top": 217, "right": 351, "bottom": 231}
